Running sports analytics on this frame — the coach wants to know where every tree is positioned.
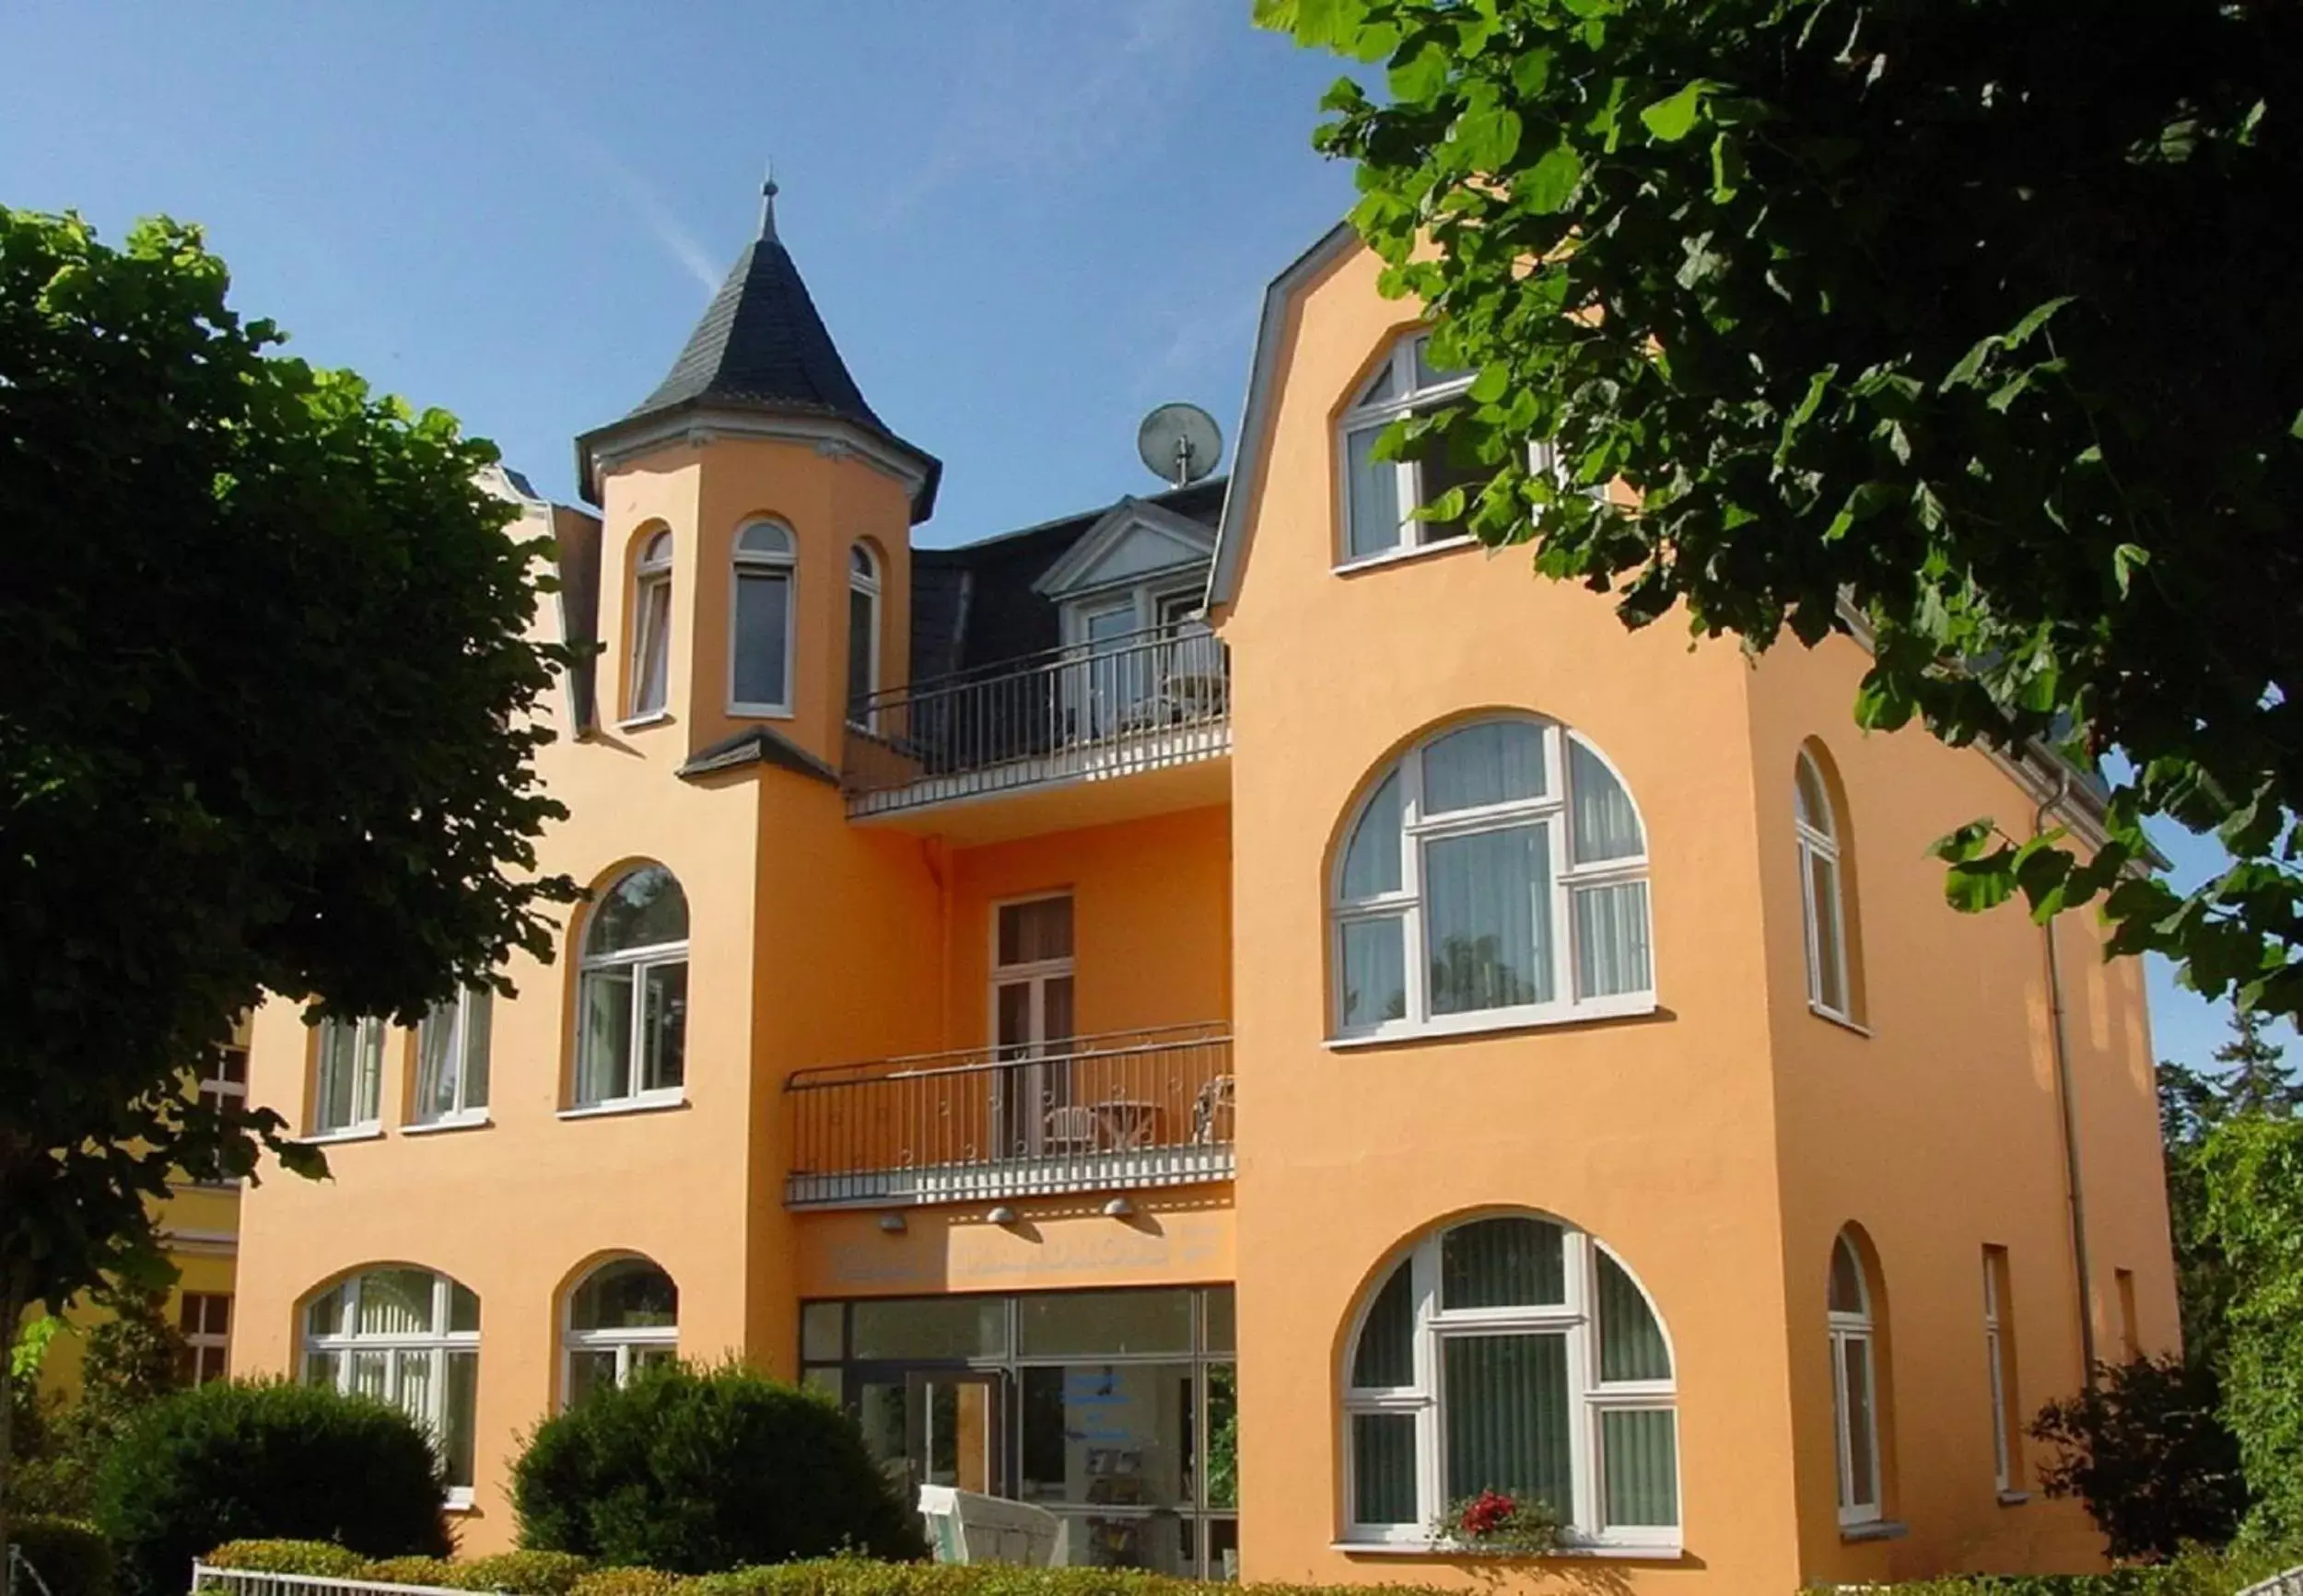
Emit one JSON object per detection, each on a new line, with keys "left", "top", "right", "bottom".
{"left": 0, "top": 207, "right": 577, "bottom": 1548}
{"left": 2030, "top": 1353, "right": 2248, "bottom": 1561}
{"left": 2200, "top": 1112, "right": 2303, "bottom": 1542}
{"left": 2210, "top": 1007, "right": 2300, "bottom": 1119}
{"left": 1257, "top": 0, "right": 2303, "bottom": 1020}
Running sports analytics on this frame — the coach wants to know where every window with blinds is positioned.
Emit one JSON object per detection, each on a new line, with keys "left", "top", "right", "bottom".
{"left": 1340, "top": 1213, "right": 1679, "bottom": 1549}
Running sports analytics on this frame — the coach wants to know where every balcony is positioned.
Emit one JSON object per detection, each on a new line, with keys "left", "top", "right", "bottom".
{"left": 842, "top": 625, "right": 1228, "bottom": 824}
{"left": 783, "top": 1022, "right": 1234, "bottom": 1208}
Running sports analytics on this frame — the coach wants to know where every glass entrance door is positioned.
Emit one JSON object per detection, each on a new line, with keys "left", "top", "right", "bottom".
{"left": 913, "top": 1370, "right": 1004, "bottom": 1496}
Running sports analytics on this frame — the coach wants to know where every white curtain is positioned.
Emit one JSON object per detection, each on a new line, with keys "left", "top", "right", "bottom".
{"left": 1341, "top": 773, "right": 1402, "bottom": 900}
{"left": 1425, "top": 825, "right": 1549, "bottom": 1012}
{"left": 578, "top": 969, "right": 634, "bottom": 1103}
{"left": 1346, "top": 425, "right": 1400, "bottom": 557}
{"left": 1574, "top": 881, "right": 1653, "bottom": 998}
{"left": 357, "top": 1269, "right": 435, "bottom": 1335}
{"left": 1423, "top": 722, "right": 1545, "bottom": 813}
{"left": 731, "top": 569, "right": 790, "bottom": 705}
{"left": 1340, "top": 916, "right": 1407, "bottom": 1029}
{"left": 1570, "top": 740, "right": 1644, "bottom": 861}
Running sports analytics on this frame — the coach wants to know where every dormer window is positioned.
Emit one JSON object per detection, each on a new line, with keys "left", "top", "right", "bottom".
{"left": 731, "top": 519, "right": 796, "bottom": 716}
{"left": 1339, "top": 332, "right": 1483, "bottom": 564}
{"left": 629, "top": 530, "right": 674, "bottom": 720}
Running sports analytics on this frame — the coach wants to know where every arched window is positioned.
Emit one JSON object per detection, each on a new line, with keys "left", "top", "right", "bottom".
{"left": 301, "top": 1266, "right": 480, "bottom": 1502}
{"left": 575, "top": 864, "right": 689, "bottom": 1109}
{"left": 1342, "top": 1213, "right": 1678, "bottom": 1548}
{"left": 1829, "top": 1230, "right": 1884, "bottom": 1525}
{"left": 847, "top": 542, "right": 880, "bottom": 728}
{"left": 1332, "top": 716, "right": 1652, "bottom": 1039}
{"left": 1339, "top": 332, "right": 1482, "bottom": 561}
{"left": 731, "top": 519, "right": 796, "bottom": 715}
{"left": 629, "top": 530, "right": 674, "bottom": 720}
{"left": 564, "top": 1256, "right": 679, "bottom": 1408}
{"left": 1795, "top": 750, "right": 1854, "bottom": 1021}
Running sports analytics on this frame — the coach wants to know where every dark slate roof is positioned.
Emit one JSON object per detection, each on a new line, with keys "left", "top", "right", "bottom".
{"left": 576, "top": 206, "right": 940, "bottom": 518}
{"left": 677, "top": 724, "right": 841, "bottom": 786}
{"left": 634, "top": 234, "right": 887, "bottom": 430}
{"left": 910, "top": 477, "right": 1226, "bottom": 681}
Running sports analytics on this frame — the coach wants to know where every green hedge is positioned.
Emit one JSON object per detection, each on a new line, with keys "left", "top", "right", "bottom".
{"left": 193, "top": 1544, "right": 2303, "bottom": 1596}
{"left": 8, "top": 1516, "right": 116, "bottom": 1596}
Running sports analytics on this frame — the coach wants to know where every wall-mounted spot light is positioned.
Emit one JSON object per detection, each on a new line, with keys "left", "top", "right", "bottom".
{"left": 987, "top": 1205, "right": 1018, "bottom": 1226}
{"left": 1103, "top": 1196, "right": 1136, "bottom": 1218}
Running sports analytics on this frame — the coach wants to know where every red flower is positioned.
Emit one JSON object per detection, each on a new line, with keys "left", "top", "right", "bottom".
{"left": 1459, "top": 1489, "right": 1518, "bottom": 1537}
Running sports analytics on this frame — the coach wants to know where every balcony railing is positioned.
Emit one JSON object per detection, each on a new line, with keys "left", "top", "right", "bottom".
{"left": 784, "top": 1022, "right": 1234, "bottom": 1207}
{"left": 843, "top": 624, "right": 1229, "bottom": 815}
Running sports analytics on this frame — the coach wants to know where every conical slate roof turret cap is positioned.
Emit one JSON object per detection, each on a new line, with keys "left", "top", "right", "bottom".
{"left": 577, "top": 174, "right": 941, "bottom": 519}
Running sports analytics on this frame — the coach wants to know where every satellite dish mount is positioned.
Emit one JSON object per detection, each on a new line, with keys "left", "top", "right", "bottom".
{"left": 1137, "top": 402, "right": 1223, "bottom": 489}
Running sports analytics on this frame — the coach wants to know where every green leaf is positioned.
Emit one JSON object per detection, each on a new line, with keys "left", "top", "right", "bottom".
{"left": 1390, "top": 42, "right": 1451, "bottom": 104}
{"left": 1711, "top": 131, "right": 1745, "bottom": 200}
{"left": 1946, "top": 857, "right": 2018, "bottom": 914}
{"left": 1511, "top": 48, "right": 1554, "bottom": 99}
{"left": 1469, "top": 364, "right": 1510, "bottom": 404}
{"left": 2113, "top": 542, "right": 2149, "bottom": 596}
{"left": 2006, "top": 296, "right": 2075, "bottom": 347}
{"left": 1455, "top": 104, "right": 1526, "bottom": 171}
{"left": 1640, "top": 80, "right": 1716, "bottom": 143}
{"left": 1523, "top": 140, "right": 1584, "bottom": 213}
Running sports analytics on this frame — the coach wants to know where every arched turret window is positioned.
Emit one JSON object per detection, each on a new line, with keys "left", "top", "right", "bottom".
{"left": 1332, "top": 716, "right": 1652, "bottom": 1038}
{"left": 575, "top": 864, "right": 689, "bottom": 1109}
{"left": 848, "top": 542, "right": 881, "bottom": 727}
{"left": 731, "top": 520, "right": 796, "bottom": 716}
{"left": 1795, "top": 748, "right": 1857, "bottom": 1022}
{"left": 629, "top": 530, "right": 674, "bottom": 719}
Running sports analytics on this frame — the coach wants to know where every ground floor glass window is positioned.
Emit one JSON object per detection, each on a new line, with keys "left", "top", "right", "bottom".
{"left": 801, "top": 1286, "right": 1237, "bottom": 1579}
{"left": 300, "top": 1266, "right": 479, "bottom": 1503}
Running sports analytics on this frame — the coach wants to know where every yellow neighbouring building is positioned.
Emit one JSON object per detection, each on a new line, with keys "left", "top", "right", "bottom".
{"left": 227, "top": 189, "right": 2179, "bottom": 1592}
{"left": 29, "top": 1017, "right": 246, "bottom": 1403}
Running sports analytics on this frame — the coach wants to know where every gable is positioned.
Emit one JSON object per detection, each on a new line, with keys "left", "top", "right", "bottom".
{"left": 1032, "top": 498, "right": 1217, "bottom": 600}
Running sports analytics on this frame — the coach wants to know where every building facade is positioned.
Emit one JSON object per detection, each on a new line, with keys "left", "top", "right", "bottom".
{"left": 232, "top": 203, "right": 2176, "bottom": 1590}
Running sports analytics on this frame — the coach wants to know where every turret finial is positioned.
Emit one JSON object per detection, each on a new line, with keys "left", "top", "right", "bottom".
{"left": 759, "top": 162, "right": 779, "bottom": 242}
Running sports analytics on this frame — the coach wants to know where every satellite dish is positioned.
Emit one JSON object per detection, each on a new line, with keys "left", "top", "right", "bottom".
{"left": 1137, "top": 402, "right": 1223, "bottom": 488}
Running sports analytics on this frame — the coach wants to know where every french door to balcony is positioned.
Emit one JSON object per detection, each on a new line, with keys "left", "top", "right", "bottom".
{"left": 994, "top": 895, "right": 1075, "bottom": 1159}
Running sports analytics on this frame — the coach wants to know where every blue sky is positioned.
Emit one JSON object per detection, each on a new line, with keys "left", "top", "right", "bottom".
{"left": 3, "top": 1, "right": 2278, "bottom": 1079}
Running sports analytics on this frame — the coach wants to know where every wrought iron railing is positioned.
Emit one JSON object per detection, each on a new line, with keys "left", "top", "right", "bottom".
{"left": 784, "top": 1022, "right": 1234, "bottom": 1206}
{"left": 843, "top": 623, "right": 1229, "bottom": 813}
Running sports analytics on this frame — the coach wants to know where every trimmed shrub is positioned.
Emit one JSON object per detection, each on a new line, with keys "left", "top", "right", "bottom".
{"left": 2030, "top": 1354, "right": 2247, "bottom": 1560}
{"left": 363, "top": 1558, "right": 463, "bottom": 1588}
{"left": 455, "top": 1551, "right": 597, "bottom": 1595}
{"left": 203, "top": 1541, "right": 370, "bottom": 1577}
{"left": 7, "top": 1516, "right": 116, "bottom": 1596}
{"left": 96, "top": 1380, "right": 450, "bottom": 1596}
{"left": 567, "top": 1570, "right": 695, "bottom": 1596}
{"left": 511, "top": 1362, "right": 925, "bottom": 1572}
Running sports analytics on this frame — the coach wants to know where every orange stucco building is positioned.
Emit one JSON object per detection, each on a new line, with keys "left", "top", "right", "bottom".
{"left": 233, "top": 198, "right": 2175, "bottom": 1591}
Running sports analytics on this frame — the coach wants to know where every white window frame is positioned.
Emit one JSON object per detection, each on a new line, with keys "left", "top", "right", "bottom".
{"left": 1056, "top": 580, "right": 1210, "bottom": 740}
{"left": 1339, "top": 1212, "right": 1681, "bottom": 1552}
{"left": 572, "top": 868, "right": 689, "bottom": 1113}
{"left": 309, "top": 1017, "right": 384, "bottom": 1137}
{"left": 561, "top": 1256, "right": 680, "bottom": 1411}
{"left": 197, "top": 1044, "right": 248, "bottom": 1120}
{"left": 1795, "top": 751, "right": 1854, "bottom": 1023}
{"left": 1336, "top": 332, "right": 1480, "bottom": 565}
{"left": 179, "top": 1291, "right": 230, "bottom": 1385}
{"left": 301, "top": 1269, "right": 480, "bottom": 1508}
{"left": 1983, "top": 1249, "right": 2012, "bottom": 1494}
{"left": 1830, "top": 1235, "right": 1885, "bottom": 1527}
{"left": 729, "top": 518, "right": 797, "bottom": 718}
{"left": 412, "top": 986, "right": 492, "bottom": 1127}
{"left": 1330, "top": 717, "right": 1654, "bottom": 1043}
{"left": 847, "top": 542, "right": 882, "bottom": 729}
{"left": 628, "top": 529, "right": 674, "bottom": 722}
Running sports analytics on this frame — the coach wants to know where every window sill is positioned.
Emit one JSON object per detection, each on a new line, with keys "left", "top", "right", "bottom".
{"left": 1328, "top": 996, "right": 1659, "bottom": 1050}
{"left": 1333, "top": 1542, "right": 1682, "bottom": 1563}
{"left": 557, "top": 1093, "right": 688, "bottom": 1122}
{"left": 402, "top": 1113, "right": 493, "bottom": 1136}
{"left": 444, "top": 1489, "right": 476, "bottom": 1514}
{"left": 298, "top": 1125, "right": 383, "bottom": 1147}
{"left": 1810, "top": 1003, "right": 1872, "bottom": 1038}
{"left": 1840, "top": 1519, "right": 1908, "bottom": 1544}
{"left": 1997, "top": 1490, "right": 2032, "bottom": 1508}
{"left": 727, "top": 704, "right": 795, "bottom": 720}
{"left": 1333, "top": 534, "right": 1478, "bottom": 577}
{"left": 616, "top": 710, "right": 674, "bottom": 731}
